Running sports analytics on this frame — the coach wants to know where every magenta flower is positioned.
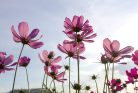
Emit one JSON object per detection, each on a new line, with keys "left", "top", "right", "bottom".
{"left": 39, "top": 50, "right": 61, "bottom": 67}
{"left": 19, "top": 56, "right": 30, "bottom": 67}
{"left": 0, "top": 52, "right": 16, "bottom": 73}
{"left": 108, "top": 79, "right": 124, "bottom": 92}
{"left": 132, "top": 50, "right": 138, "bottom": 66}
{"left": 64, "top": 15, "right": 93, "bottom": 33}
{"left": 103, "top": 38, "right": 134, "bottom": 63}
{"left": 11, "top": 22, "right": 43, "bottom": 49}
{"left": 45, "top": 66, "right": 66, "bottom": 82}
{"left": 57, "top": 40, "right": 85, "bottom": 59}
{"left": 126, "top": 67, "right": 138, "bottom": 84}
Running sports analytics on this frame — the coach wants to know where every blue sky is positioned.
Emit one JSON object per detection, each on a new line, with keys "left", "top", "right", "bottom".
{"left": 0, "top": 0, "right": 138, "bottom": 92}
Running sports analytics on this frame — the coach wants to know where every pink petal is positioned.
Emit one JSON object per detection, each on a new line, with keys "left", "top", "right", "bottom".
{"left": 42, "top": 50, "right": 48, "bottom": 61}
{"left": 119, "top": 46, "right": 134, "bottom": 54}
{"left": 103, "top": 38, "right": 112, "bottom": 54}
{"left": 28, "top": 41, "right": 43, "bottom": 49}
{"left": 11, "top": 26, "right": 21, "bottom": 42}
{"left": 28, "top": 29, "right": 39, "bottom": 40}
{"left": 72, "top": 15, "right": 78, "bottom": 27}
{"left": 83, "top": 40, "right": 94, "bottom": 43}
{"left": 78, "top": 16, "right": 84, "bottom": 27}
{"left": 4, "top": 55, "right": 14, "bottom": 65}
{"left": 56, "top": 72, "right": 65, "bottom": 78}
{"left": 18, "top": 22, "right": 29, "bottom": 38}
{"left": 38, "top": 54, "right": 45, "bottom": 63}
{"left": 64, "top": 17, "right": 73, "bottom": 28}
{"left": 52, "top": 56, "right": 62, "bottom": 63}
{"left": 134, "top": 50, "right": 138, "bottom": 57}
{"left": 84, "top": 33, "right": 97, "bottom": 39}
{"left": 57, "top": 44, "right": 67, "bottom": 54}
{"left": 111, "top": 40, "right": 120, "bottom": 51}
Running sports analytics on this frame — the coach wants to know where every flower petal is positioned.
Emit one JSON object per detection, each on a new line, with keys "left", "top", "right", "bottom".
{"left": 103, "top": 38, "right": 112, "bottom": 54}
{"left": 28, "top": 41, "right": 43, "bottom": 49}
{"left": 111, "top": 40, "right": 120, "bottom": 51}
{"left": 11, "top": 26, "right": 21, "bottom": 42}
{"left": 119, "top": 46, "right": 134, "bottom": 54}
{"left": 57, "top": 44, "right": 67, "bottom": 54}
{"left": 18, "top": 22, "right": 29, "bottom": 38}
{"left": 28, "top": 29, "right": 39, "bottom": 40}
{"left": 4, "top": 55, "right": 14, "bottom": 65}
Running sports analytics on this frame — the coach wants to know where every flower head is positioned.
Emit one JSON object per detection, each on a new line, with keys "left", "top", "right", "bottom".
{"left": 0, "top": 52, "right": 16, "bottom": 73}
{"left": 64, "top": 15, "right": 92, "bottom": 33}
{"left": 126, "top": 67, "right": 138, "bottom": 84}
{"left": 19, "top": 56, "right": 30, "bottom": 67}
{"left": 11, "top": 22, "right": 43, "bottom": 49}
{"left": 45, "top": 66, "right": 66, "bottom": 82}
{"left": 58, "top": 40, "right": 85, "bottom": 59}
{"left": 103, "top": 38, "right": 134, "bottom": 63}
{"left": 39, "top": 50, "right": 61, "bottom": 67}
{"left": 132, "top": 50, "right": 138, "bottom": 66}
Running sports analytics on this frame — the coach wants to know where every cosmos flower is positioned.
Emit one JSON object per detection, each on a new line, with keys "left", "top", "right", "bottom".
{"left": 126, "top": 67, "right": 138, "bottom": 84}
{"left": 0, "top": 52, "right": 16, "bottom": 73}
{"left": 132, "top": 50, "right": 138, "bottom": 66}
{"left": 11, "top": 22, "right": 43, "bottom": 49}
{"left": 108, "top": 79, "right": 124, "bottom": 92}
{"left": 57, "top": 40, "right": 85, "bottom": 59}
{"left": 19, "top": 56, "right": 30, "bottom": 67}
{"left": 39, "top": 50, "right": 62, "bottom": 67}
{"left": 103, "top": 38, "right": 134, "bottom": 63}
{"left": 44, "top": 66, "right": 66, "bottom": 82}
{"left": 64, "top": 15, "right": 93, "bottom": 34}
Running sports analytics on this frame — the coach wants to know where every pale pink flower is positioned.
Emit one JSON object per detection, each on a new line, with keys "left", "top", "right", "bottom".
{"left": 11, "top": 22, "right": 43, "bottom": 49}
{"left": 19, "top": 56, "right": 30, "bottom": 67}
{"left": 0, "top": 52, "right": 16, "bottom": 73}
{"left": 103, "top": 38, "right": 134, "bottom": 63}
{"left": 57, "top": 40, "right": 85, "bottom": 59}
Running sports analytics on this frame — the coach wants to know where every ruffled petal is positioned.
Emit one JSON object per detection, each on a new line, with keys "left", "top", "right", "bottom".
{"left": 11, "top": 26, "right": 21, "bottom": 42}
{"left": 111, "top": 40, "right": 120, "bottom": 52}
{"left": 4, "top": 55, "right": 14, "bottom": 65}
{"left": 119, "top": 46, "right": 134, "bottom": 54}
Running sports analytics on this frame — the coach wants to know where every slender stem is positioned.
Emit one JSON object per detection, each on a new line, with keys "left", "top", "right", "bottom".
{"left": 112, "top": 62, "right": 115, "bottom": 80}
{"left": 53, "top": 79, "right": 56, "bottom": 93}
{"left": 77, "top": 42, "right": 80, "bottom": 93}
{"left": 49, "top": 80, "right": 53, "bottom": 89}
{"left": 25, "top": 67, "right": 30, "bottom": 93}
{"left": 41, "top": 73, "right": 46, "bottom": 93}
{"left": 95, "top": 79, "right": 99, "bottom": 93}
{"left": 11, "top": 44, "right": 24, "bottom": 93}
{"left": 103, "top": 64, "right": 107, "bottom": 93}
{"left": 62, "top": 70, "right": 66, "bottom": 93}
{"left": 69, "top": 57, "right": 71, "bottom": 93}
{"left": 106, "top": 64, "right": 111, "bottom": 93}
{"left": 46, "top": 74, "right": 48, "bottom": 88}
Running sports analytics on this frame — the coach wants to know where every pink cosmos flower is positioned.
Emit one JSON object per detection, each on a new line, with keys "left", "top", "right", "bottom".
{"left": 0, "top": 52, "right": 16, "bottom": 73}
{"left": 11, "top": 22, "right": 43, "bottom": 49}
{"left": 45, "top": 66, "right": 66, "bottom": 82}
{"left": 108, "top": 79, "right": 124, "bottom": 92}
{"left": 103, "top": 38, "right": 134, "bottom": 63}
{"left": 57, "top": 40, "right": 85, "bottom": 59}
{"left": 132, "top": 50, "right": 138, "bottom": 66}
{"left": 64, "top": 15, "right": 93, "bottom": 33}
{"left": 126, "top": 67, "right": 138, "bottom": 84}
{"left": 19, "top": 56, "right": 30, "bottom": 67}
{"left": 64, "top": 30, "right": 97, "bottom": 43}
{"left": 39, "top": 50, "right": 61, "bottom": 67}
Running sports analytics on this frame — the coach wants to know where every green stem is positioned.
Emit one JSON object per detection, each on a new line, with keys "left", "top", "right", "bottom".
{"left": 53, "top": 80, "right": 56, "bottom": 93}
{"left": 69, "top": 57, "right": 71, "bottom": 93}
{"left": 95, "top": 79, "right": 99, "bottom": 93}
{"left": 62, "top": 70, "right": 66, "bottom": 93}
{"left": 11, "top": 44, "right": 24, "bottom": 93}
{"left": 25, "top": 67, "right": 30, "bottom": 93}
{"left": 112, "top": 62, "right": 115, "bottom": 80}
{"left": 41, "top": 73, "right": 46, "bottom": 93}
{"left": 77, "top": 43, "right": 80, "bottom": 93}
{"left": 46, "top": 74, "right": 48, "bottom": 88}
{"left": 103, "top": 64, "right": 107, "bottom": 93}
